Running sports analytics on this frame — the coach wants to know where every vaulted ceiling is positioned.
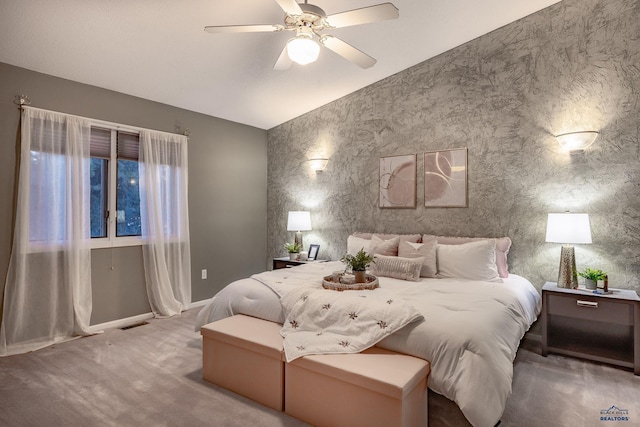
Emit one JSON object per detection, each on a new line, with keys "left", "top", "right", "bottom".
{"left": 0, "top": 0, "right": 560, "bottom": 129}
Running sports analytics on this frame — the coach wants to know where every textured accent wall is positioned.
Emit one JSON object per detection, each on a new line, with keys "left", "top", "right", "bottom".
{"left": 267, "top": 0, "right": 640, "bottom": 293}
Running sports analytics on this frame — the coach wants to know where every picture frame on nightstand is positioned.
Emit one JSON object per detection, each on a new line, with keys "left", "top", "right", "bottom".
{"left": 308, "top": 244, "right": 320, "bottom": 261}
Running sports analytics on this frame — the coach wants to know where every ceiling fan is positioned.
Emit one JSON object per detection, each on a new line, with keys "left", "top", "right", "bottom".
{"left": 204, "top": 0, "right": 399, "bottom": 70}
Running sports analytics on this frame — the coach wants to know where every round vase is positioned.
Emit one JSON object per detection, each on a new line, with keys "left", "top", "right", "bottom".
{"left": 354, "top": 270, "right": 366, "bottom": 283}
{"left": 584, "top": 278, "right": 597, "bottom": 290}
{"left": 289, "top": 253, "right": 299, "bottom": 261}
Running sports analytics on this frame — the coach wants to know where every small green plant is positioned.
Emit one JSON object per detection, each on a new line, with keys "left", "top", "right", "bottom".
{"left": 340, "top": 248, "right": 376, "bottom": 272}
{"left": 283, "top": 242, "right": 301, "bottom": 253}
{"left": 578, "top": 268, "right": 607, "bottom": 281}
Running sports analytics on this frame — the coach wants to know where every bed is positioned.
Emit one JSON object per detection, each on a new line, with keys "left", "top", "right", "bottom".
{"left": 196, "top": 234, "right": 541, "bottom": 427}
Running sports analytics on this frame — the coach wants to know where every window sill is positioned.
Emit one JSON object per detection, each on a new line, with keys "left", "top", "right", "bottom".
{"left": 91, "top": 236, "right": 142, "bottom": 249}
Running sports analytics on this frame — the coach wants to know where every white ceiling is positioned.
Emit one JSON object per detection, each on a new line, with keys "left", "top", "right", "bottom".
{"left": 0, "top": 0, "right": 560, "bottom": 130}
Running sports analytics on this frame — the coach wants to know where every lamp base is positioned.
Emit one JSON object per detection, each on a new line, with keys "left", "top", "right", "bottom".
{"left": 557, "top": 245, "right": 578, "bottom": 289}
{"left": 294, "top": 231, "right": 303, "bottom": 250}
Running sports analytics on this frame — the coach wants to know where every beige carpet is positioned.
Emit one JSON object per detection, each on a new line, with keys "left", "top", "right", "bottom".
{"left": 0, "top": 308, "right": 638, "bottom": 427}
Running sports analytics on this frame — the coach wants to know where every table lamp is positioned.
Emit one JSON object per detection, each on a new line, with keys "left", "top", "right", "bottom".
{"left": 287, "top": 211, "right": 311, "bottom": 249}
{"left": 545, "top": 213, "right": 592, "bottom": 288}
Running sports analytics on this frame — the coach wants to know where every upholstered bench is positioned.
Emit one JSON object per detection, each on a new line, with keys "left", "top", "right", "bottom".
{"left": 285, "top": 347, "right": 430, "bottom": 427}
{"left": 201, "top": 315, "right": 285, "bottom": 411}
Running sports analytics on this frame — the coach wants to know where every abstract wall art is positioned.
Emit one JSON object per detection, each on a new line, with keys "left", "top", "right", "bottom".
{"left": 379, "top": 154, "right": 416, "bottom": 208}
{"left": 424, "top": 148, "right": 468, "bottom": 208}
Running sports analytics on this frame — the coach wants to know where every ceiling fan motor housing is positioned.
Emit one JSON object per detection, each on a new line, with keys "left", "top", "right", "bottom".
{"left": 285, "top": 3, "right": 327, "bottom": 30}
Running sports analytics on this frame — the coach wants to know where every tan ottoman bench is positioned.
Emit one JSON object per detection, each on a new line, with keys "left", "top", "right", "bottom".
{"left": 285, "top": 347, "right": 430, "bottom": 427}
{"left": 201, "top": 315, "right": 284, "bottom": 411}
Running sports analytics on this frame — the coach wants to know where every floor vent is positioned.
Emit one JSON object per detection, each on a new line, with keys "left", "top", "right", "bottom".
{"left": 120, "top": 321, "right": 150, "bottom": 330}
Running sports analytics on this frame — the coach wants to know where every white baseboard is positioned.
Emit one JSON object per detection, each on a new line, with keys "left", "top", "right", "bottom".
{"left": 88, "top": 300, "right": 208, "bottom": 333}
{"left": 88, "top": 312, "right": 154, "bottom": 333}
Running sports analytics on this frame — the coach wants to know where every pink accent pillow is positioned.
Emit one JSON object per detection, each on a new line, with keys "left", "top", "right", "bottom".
{"left": 423, "top": 234, "right": 511, "bottom": 278}
{"left": 352, "top": 232, "right": 422, "bottom": 243}
{"left": 398, "top": 239, "right": 437, "bottom": 278}
{"left": 370, "top": 235, "right": 400, "bottom": 256}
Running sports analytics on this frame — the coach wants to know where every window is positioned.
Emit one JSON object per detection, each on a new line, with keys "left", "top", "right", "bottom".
{"left": 29, "top": 150, "right": 68, "bottom": 243}
{"left": 90, "top": 127, "right": 141, "bottom": 246}
{"left": 27, "top": 118, "right": 71, "bottom": 245}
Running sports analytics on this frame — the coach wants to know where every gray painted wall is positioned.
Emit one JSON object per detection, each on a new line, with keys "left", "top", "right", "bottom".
{"left": 267, "top": 0, "right": 640, "bottom": 293}
{"left": 0, "top": 62, "right": 268, "bottom": 325}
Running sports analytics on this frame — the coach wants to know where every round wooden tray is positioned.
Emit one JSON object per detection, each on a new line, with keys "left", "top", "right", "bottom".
{"left": 322, "top": 274, "right": 379, "bottom": 291}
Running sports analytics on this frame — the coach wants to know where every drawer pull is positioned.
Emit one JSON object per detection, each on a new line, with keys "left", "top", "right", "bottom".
{"left": 576, "top": 300, "right": 598, "bottom": 308}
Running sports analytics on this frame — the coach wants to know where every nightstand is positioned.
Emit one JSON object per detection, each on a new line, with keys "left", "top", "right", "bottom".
{"left": 541, "top": 282, "right": 640, "bottom": 375}
{"left": 272, "top": 257, "right": 327, "bottom": 270}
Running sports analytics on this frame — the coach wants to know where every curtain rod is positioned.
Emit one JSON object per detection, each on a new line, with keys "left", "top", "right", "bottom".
{"left": 20, "top": 104, "right": 190, "bottom": 139}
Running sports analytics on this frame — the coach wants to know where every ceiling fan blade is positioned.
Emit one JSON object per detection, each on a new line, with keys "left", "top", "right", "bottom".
{"left": 273, "top": 44, "right": 293, "bottom": 70}
{"left": 204, "top": 24, "right": 284, "bottom": 34}
{"left": 325, "top": 3, "right": 399, "bottom": 28}
{"left": 320, "top": 35, "right": 376, "bottom": 68}
{"left": 275, "top": 0, "right": 303, "bottom": 16}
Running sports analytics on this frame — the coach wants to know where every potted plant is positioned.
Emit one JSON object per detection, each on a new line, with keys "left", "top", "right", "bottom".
{"left": 340, "top": 248, "right": 376, "bottom": 283}
{"left": 284, "top": 242, "right": 302, "bottom": 260}
{"left": 578, "top": 268, "right": 606, "bottom": 290}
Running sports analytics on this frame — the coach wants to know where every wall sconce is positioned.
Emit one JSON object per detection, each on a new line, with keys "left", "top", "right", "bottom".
{"left": 309, "top": 158, "right": 329, "bottom": 173}
{"left": 545, "top": 212, "right": 592, "bottom": 289}
{"left": 555, "top": 131, "right": 599, "bottom": 153}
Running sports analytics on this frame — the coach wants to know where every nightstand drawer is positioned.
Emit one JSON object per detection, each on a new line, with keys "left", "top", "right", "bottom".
{"left": 547, "top": 294, "right": 633, "bottom": 325}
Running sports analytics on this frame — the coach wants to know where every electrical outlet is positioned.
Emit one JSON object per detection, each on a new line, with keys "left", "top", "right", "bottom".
{"left": 201, "top": 269, "right": 207, "bottom": 280}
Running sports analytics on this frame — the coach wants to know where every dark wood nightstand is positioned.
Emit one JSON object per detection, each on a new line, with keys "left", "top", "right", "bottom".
{"left": 272, "top": 257, "right": 327, "bottom": 270}
{"left": 541, "top": 282, "right": 640, "bottom": 375}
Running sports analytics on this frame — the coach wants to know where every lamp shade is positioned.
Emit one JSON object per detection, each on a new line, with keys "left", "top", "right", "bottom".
{"left": 545, "top": 213, "right": 592, "bottom": 244}
{"left": 287, "top": 211, "right": 312, "bottom": 231}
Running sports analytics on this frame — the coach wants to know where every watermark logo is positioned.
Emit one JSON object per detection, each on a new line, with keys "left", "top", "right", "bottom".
{"left": 600, "top": 405, "right": 630, "bottom": 422}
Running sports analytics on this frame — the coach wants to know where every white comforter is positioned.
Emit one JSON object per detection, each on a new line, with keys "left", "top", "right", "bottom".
{"left": 279, "top": 284, "right": 423, "bottom": 362}
{"left": 195, "top": 261, "right": 541, "bottom": 427}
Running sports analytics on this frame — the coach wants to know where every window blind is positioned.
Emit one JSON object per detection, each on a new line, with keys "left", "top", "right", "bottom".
{"left": 117, "top": 131, "right": 139, "bottom": 161}
{"left": 90, "top": 127, "right": 111, "bottom": 159}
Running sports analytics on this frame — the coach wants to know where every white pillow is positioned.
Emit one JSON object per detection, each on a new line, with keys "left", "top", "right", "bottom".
{"left": 398, "top": 239, "right": 437, "bottom": 278}
{"left": 371, "top": 255, "right": 425, "bottom": 282}
{"left": 436, "top": 239, "right": 502, "bottom": 282}
{"left": 425, "top": 234, "right": 511, "bottom": 278}
{"left": 347, "top": 235, "right": 371, "bottom": 256}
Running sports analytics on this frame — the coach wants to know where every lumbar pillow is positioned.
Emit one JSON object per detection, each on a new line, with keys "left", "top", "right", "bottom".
{"left": 398, "top": 239, "right": 437, "bottom": 278}
{"left": 347, "top": 235, "right": 371, "bottom": 256}
{"left": 370, "top": 255, "right": 425, "bottom": 282}
{"left": 436, "top": 239, "right": 501, "bottom": 282}
{"left": 370, "top": 235, "right": 400, "bottom": 256}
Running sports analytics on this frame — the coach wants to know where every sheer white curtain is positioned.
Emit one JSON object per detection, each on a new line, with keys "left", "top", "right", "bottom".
{"left": 139, "top": 130, "right": 191, "bottom": 317}
{"left": 0, "top": 108, "right": 92, "bottom": 356}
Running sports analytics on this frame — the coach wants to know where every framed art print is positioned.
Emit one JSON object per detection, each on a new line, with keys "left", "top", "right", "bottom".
{"left": 308, "top": 244, "right": 320, "bottom": 261}
{"left": 424, "top": 148, "right": 468, "bottom": 208}
{"left": 379, "top": 154, "right": 417, "bottom": 208}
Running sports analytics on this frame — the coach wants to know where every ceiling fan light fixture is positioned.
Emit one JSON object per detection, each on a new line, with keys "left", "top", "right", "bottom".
{"left": 287, "top": 34, "right": 320, "bottom": 65}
